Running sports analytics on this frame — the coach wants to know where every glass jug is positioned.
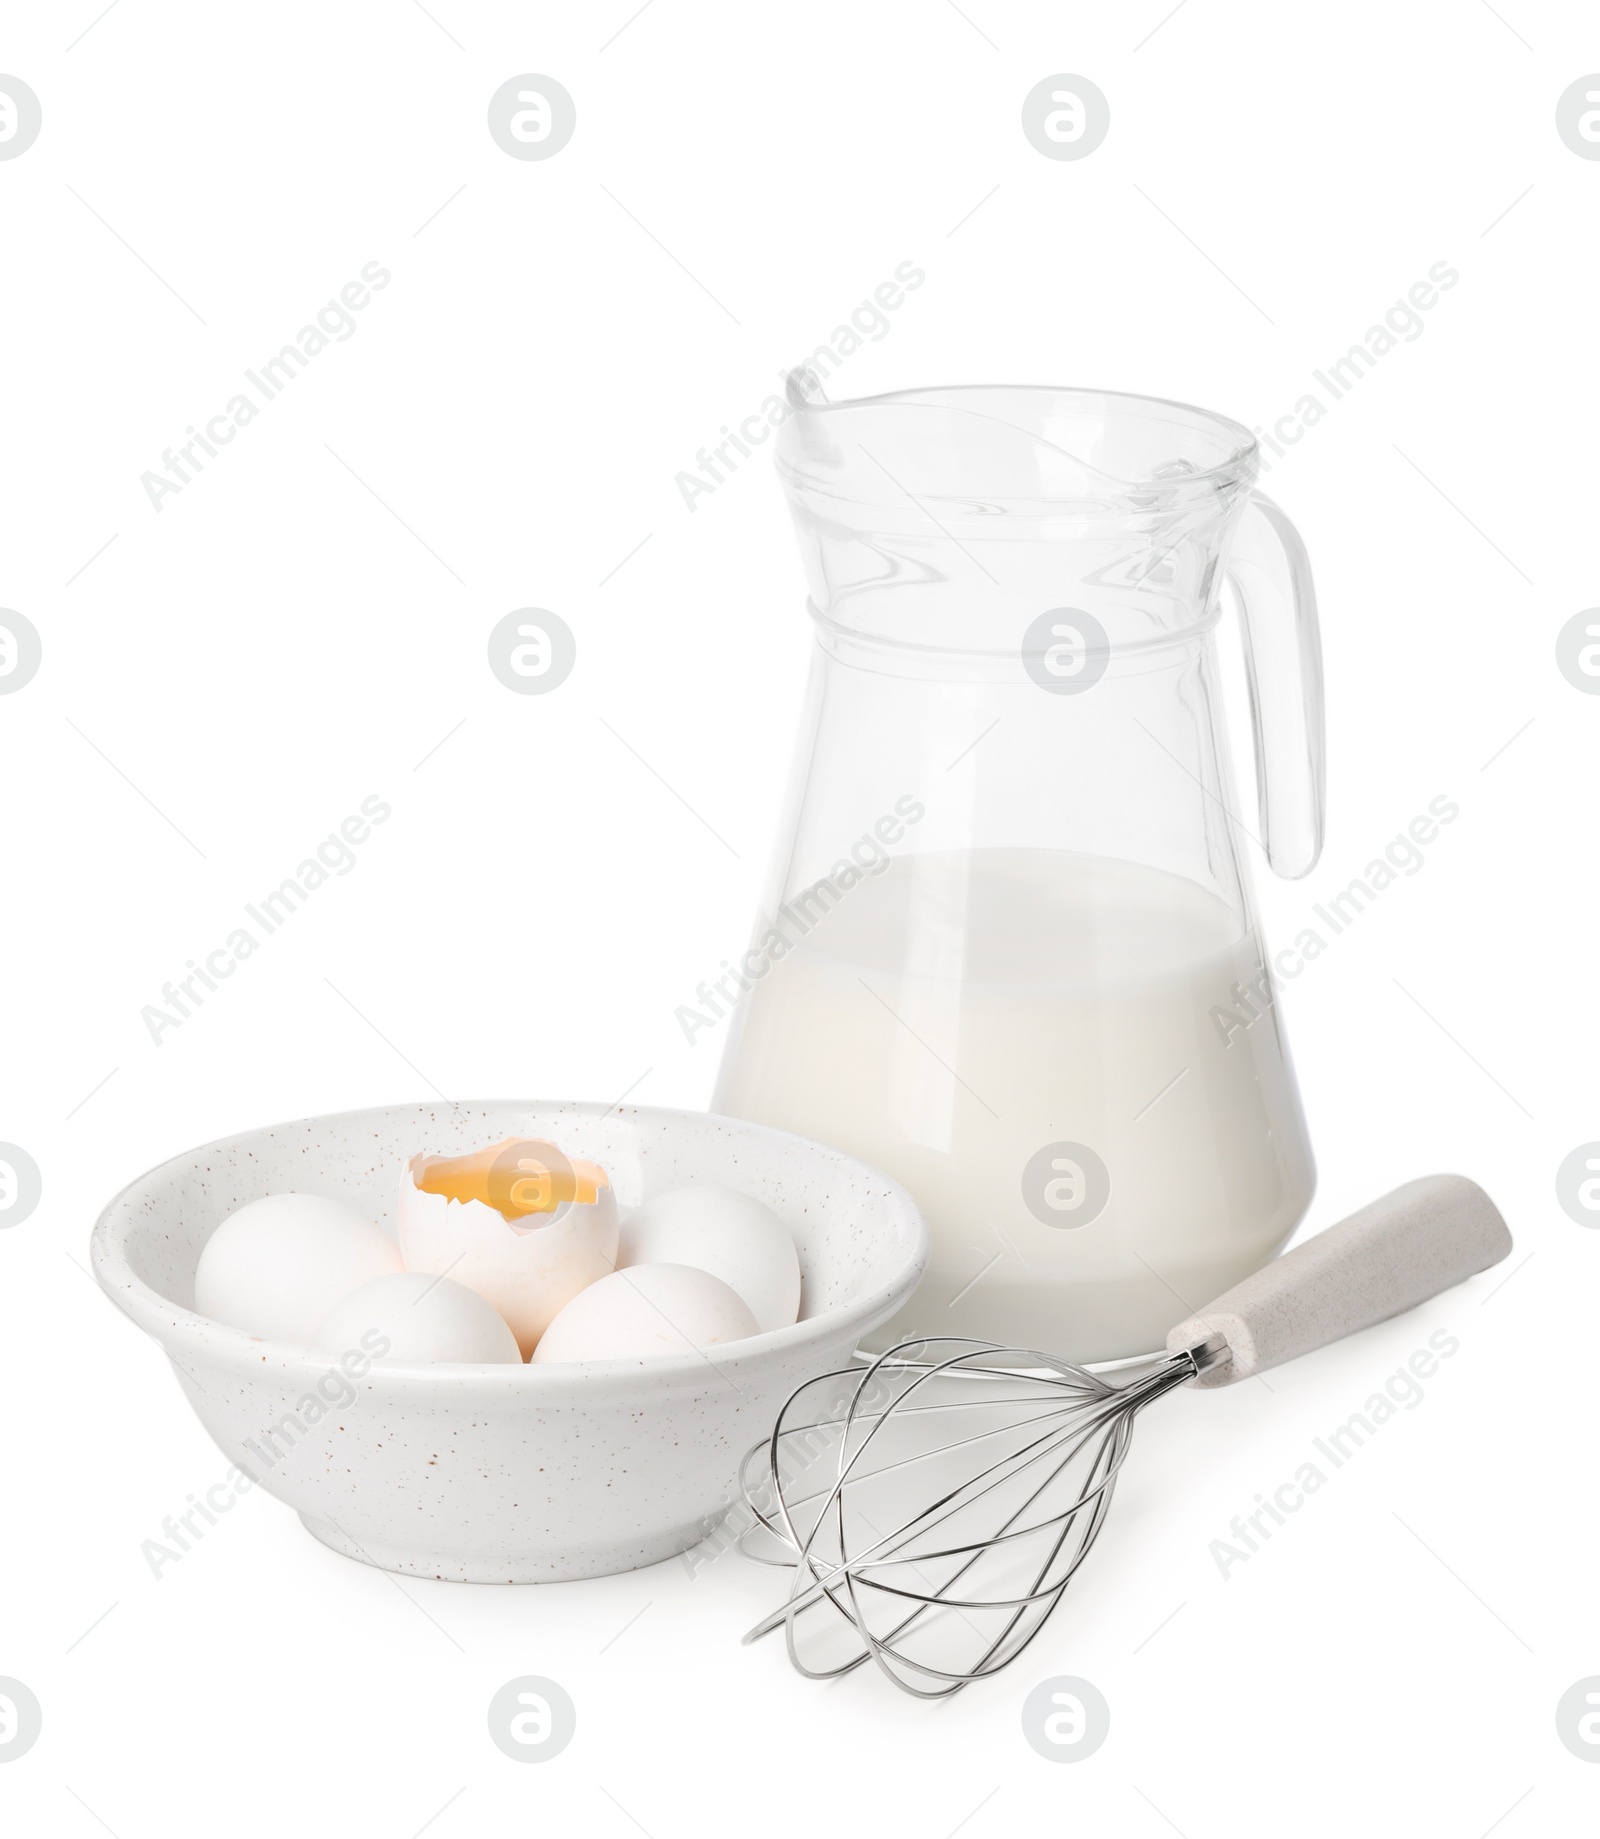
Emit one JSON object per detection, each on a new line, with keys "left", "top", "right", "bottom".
{"left": 713, "top": 385, "right": 1324, "bottom": 1362}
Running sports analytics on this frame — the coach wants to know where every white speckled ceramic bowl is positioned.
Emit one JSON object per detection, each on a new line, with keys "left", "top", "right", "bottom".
{"left": 92, "top": 1101, "right": 928, "bottom": 1583}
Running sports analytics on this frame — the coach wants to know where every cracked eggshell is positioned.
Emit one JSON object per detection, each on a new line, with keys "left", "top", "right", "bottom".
{"left": 396, "top": 1163, "right": 618, "bottom": 1359}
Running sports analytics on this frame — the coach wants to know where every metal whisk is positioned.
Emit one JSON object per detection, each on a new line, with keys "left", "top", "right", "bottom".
{"left": 738, "top": 1175, "right": 1510, "bottom": 1697}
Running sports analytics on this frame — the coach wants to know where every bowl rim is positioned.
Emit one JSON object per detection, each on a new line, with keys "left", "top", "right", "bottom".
{"left": 90, "top": 1099, "right": 931, "bottom": 1395}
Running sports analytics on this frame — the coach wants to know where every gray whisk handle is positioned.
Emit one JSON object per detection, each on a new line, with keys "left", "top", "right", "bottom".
{"left": 1166, "top": 1174, "right": 1512, "bottom": 1388}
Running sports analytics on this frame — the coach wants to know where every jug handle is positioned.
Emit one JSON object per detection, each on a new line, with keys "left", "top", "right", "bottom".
{"left": 1224, "top": 491, "right": 1326, "bottom": 879}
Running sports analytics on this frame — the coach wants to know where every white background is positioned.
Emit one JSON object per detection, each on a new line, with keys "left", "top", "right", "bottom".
{"left": 2, "top": 0, "right": 1596, "bottom": 1831}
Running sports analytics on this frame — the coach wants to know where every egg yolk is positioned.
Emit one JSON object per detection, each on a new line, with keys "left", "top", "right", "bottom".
{"left": 410, "top": 1137, "right": 610, "bottom": 1224}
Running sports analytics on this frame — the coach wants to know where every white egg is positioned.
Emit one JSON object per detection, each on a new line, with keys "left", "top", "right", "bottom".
{"left": 313, "top": 1272, "right": 522, "bottom": 1365}
{"left": 397, "top": 1138, "right": 619, "bottom": 1360}
{"left": 531, "top": 1263, "right": 757, "bottom": 1364}
{"left": 617, "top": 1185, "right": 800, "bottom": 1332}
{"left": 194, "top": 1193, "right": 402, "bottom": 1344}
